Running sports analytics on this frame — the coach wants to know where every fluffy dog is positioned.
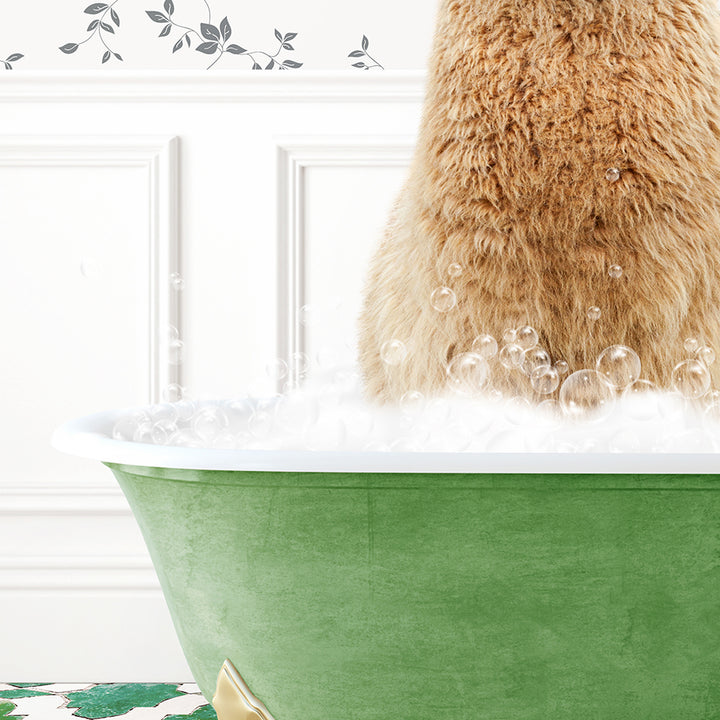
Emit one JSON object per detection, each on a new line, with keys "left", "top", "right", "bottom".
{"left": 358, "top": 0, "right": 720, "bottom": 402}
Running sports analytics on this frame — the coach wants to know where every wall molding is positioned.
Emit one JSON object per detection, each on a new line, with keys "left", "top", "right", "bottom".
{"left": 0, "top": 135, "right": 180, "bottom": 404}
{"left": 276, "top": 136, "right": 414, "bottom": 386}
{"left": 0, "top": 485, "right": 129, "bottom": 515}
{"left": 0, "top": 70, "right": 426, "bottom": 103}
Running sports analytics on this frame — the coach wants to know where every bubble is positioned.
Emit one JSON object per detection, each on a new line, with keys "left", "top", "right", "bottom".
{"left": 298, "top": 304, "right": 315, "bottom": 327}
{"left": 538, "top": 398, "right": 561, "bottom": 417}
{"left": 193, "top": 406, "right": 230, "bottom": 440}
{"left": 173, "top": 399, "right": 196, "bottom": 422}
{"left": 609, "top": 265, "right": 623, "bottom": 279}
{"left": 149, "top": 403, "right": 178, "bottom": 425}
{"left": 162, "top": 383, "right": 186, "bottom": 403}
{"left": 595, "top": 345, "right": 641, "bottom": 389}
{"left": 132, "top": 421, "right": 155, "bottom": 444}
{"left": 400, "top": 390, "right": 425, "bottom": 414}
{"left": 502, "top": 328, "right": 517, "bottom": 344}
{"left": 471, "top": 334, "right": 498, "bottom": 359}
{"left": 430, "top": 287, "right": 457, "bottom": 312}
{"left": 499, "top": 343, "right": 524, "bottom": 369}
{"left": 696, "top": 346, "right": 716, "bottom": 367}
{"left": 531, "top": 365, "right": 560, "bottom": 394}
{"left": 672, "top": 359, "right": 711, "bottom": 399}
{"left": 266, "top": 358, "right": 288, "bottom": 382}
{"left": 522, "top": 347, "right": 551, "bottom": 376}
{"left": 112, "top": 410, "right": 149, "bottom": 441}
{"left": 587, "top": 306, "right": 602, "bottom": 322}
{"left": 167, "top": 428, "right": 202, "bottom": 448}
{"left": 621, "top": 379, "right": 660, "bottom": 420}
{"left": 248, "top": 409, "right": 274, "bottom": 440}
{"left": 446, "top": 352, "right": 489, "bottom": 396}
{"left": 516, "top": 326, "right": 539, "bottom": 351}
{"left": 380, "top": 339, "right": 408, "bottom": 366}
{"left": 705, "top": 401, "right": 720, "bottom": 423}
{"left": 447, "top": 262, "right": 463, "bottom": 278}
{"left": 504, "top": 397, "right": 532, "bottom": 425}
{"left": 168, "top": 339, "right": 184, "bottom": 366}
{"left": 151, "top": 421, "right": 174, "bottom": 445}
{"left": 684, "top": 337, "right": 700, "bottom": 355}
{"left": 169, "top": 272, "right": 185, "bottom": 291}
{"left": 167, "top": 324, "right": 180, "bottom": 343}
{"left": 290, "top": 351, "right": 310, "bottom": 377}
{"left": 559, "top": 370, "right": 614, "bottom": 419}
{"left": 554, "top": 360, "right": 570, "bottom": 376}
{"left": 606, "top": 167, "right": 621, "bottom": 182}
{"left": 80, "top": 257, "right": 100, "bottom": 279}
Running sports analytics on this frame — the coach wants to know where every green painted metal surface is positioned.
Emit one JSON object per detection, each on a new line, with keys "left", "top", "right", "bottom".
{"left": 107, "top": 464, "right": 720, "bottom": 719}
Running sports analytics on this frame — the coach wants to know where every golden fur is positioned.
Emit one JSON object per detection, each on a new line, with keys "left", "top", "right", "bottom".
{"left": 358, "top": 0, "right": 720, "bottom": 402}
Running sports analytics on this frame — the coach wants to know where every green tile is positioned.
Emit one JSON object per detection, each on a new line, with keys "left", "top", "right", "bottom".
{"left": 0, "top": 691, "right": 50, "bottom": 700}
{"left": 165, "top": 704, "right": 217, "bottom": 719}
{"left": 66, "top": 683, "right": 184, "bottom": 719}
{"left": 8, "top": 684, "right": 52, "bottom": 688}
{"left": 0, "top": 701, "right": 17, "bottom": 718}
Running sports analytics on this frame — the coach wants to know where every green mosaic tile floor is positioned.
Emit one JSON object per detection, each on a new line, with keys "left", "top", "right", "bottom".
{"left": 0, "top": 683, "right": 216, "bottom": 719}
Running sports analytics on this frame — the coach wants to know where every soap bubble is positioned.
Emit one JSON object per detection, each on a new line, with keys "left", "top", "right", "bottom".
{"left": 430, "top": 287, "right": 457, "bottom": 312}
{"left": 133, "top": 421, "right": 155, "bottom": 444}
{"left": 167, "top": 324, "right": 180, "bottom": 343}
{"left": 168, "top": 339, "right": 184, "bottom": 366}
{"left": 447, "top": 263, "right": 463, "bottom": 278}
{"left": 112, "top": 410, "right": 149, "bottom": 441}
{"left": 162, "top": 383, "right": 186, "bottom": 403}
{"left": 609, "top": 265, "right": 623, "bottom": 279}
{"left": 149, "top": 403, "right": 178, "bottom": 425}
{"left": 80, "top": 257, "right": 100, "bottom": 279}
{"left": 173, "top": 399, "right": 196, "bottom": 422}
{"left": 502, "top": 328, "right": 517, "bottom": 344}
{"left": 298, "top": 304, "right": 315, "bottom": 327}
{"left": 587, "top": 306, "right": 602, "bottom": 322}
{"left": 266, "top": 358, "right": 289, "bottom": 382}
{"left": 400, "top": 390, "right": 425, "bottom": 414}
{"left": 446, "top": 352, "right": 489, "bottom": 396}
{"left": 559, "top": 370, "right": 614, "bottom": 419}
{"left": 696, "top": 346, "right": 716, "bottom": 367}
{"left": 531, "top": 365, "right": 560, "bottom": 395}
{"left": 522, "top": 347, "right": 551, "bottom": 376}
{"left": 248, "top": 409, "right": 274, "bottom": 440}
{"left": 684, "top": 337, "right": 700, "bottom": 355}
{"left": 622, "top": 379, "right": 660, "bottom": 420}
{"left": 672, "top": 359, "right": 711, "bottom": 399}
{"left": 380, "top": 339, "right": 408, "bottom": 366}
{"left": 499, "top": 343, "right": 524, "bottom": 369}
{"left": 606, "top": 167, "right": 621, "bottom": 182}
{"left": 471, "top": 334, "right": 498, "bottom": 359}
{"left": 290, "top": 351, "right": 310, "bottom": 377}
{"left": 169, "top": 272, "right": 185, "bottom": 291}
{"left": 596, "top": 345, "right": 641, "bottom": 389}
{"left": 504, "top": 396, "right": 532, "bottom": 425}
{"left": 554, "top": 360, "right": 570, "bottom": 376}
{"left": 193, "top": 406, "right": 230, "bottom": 440}
{"left": 516, "top": 326, "right": 539, "bottom": 351}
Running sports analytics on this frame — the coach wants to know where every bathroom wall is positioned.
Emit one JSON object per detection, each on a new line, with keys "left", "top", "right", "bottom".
{"left": 0, "top": 0, "right": 437, "bottom": 70}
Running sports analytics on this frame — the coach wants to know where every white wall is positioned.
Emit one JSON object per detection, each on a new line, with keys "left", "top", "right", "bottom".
{"left": 0, "top": 71, "right": 424, "bottom": 680}
{"left": 0, "top": 0, "right": 437, "bottom": 71}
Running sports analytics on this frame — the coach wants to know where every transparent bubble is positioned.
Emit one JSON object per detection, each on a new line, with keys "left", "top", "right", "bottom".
{"left": 684, "top": 337, "right": 700, "bottom": 355}
{"left": 266, "top": 358, "right": 288, "bottom": 382}
{"left": 430, "top": 286, "right": 457, "bottom": 313}
{"left": 554, "top": 360, "right": 570, "bottom": 376}
{"left": 587, "top": 306, "right": 602, "bottom": 322}
{"left": 447, "top": 263, "right": 463, "bottom": 278}
{"left": 167, "top": 324, "right": 180, "bottom": 343}
{"left": 595, "top": 345, "right": 641, "bottom": 389}
{"left": 504, "top": 396, "right": 532, "bottom": 425}
{"left": 169, "top": 272, "right": 185, "bottom": 291}
{"left": 705, "top": 390, "right": 720, "bottom": 406}
{"left": 380, "top": 339, "right": 408, "bottom": 366}
{"left": 522, "top": 347, "right": 551, "bottom": 376}
{"left": 167, "top": 428, "right": 202, "bottom": 448}
{"left": 559, "top": 370, "right": 614, "bottom": 419}
{"left": 133, "top": 421, "right": 155, "bottom": 444}
{"left": 112, "top": 411, "right": 149, "bottom": 441}
{"left": 672, "top": 359, "right": 711, "bottom": 399}
{"left": 502, "top": 328, "right": 517, "bottom": 344}
{"left": 704, "top": 401, "right": 720, "bottom": 423}
{"left": 471, "top": 334, "right": 498, "bottom": 359}
{"left": 400, "top": 390, "right": 425, "bottom": 414}
{"left": 621, "top": 379, "right": 660, "bottom": 420}
{"left": 173, "top": 399, "right": 196, "bottom": 423}
{"left": 606, "top": 167, "right": 621, "bottom": 182}
{"left": 248, "top": 409, "right": 274, "bottom": 440}
{"left": 298, "top": 304, "right": 315, "bottom": 327}
{"left": 516, "top": 326, "right": 539, "bottom": 351}
{"left": 162, "top": 383, "right": 185, "bottom": 403}
{"left": 80, "top": 257, "right": 101, "bottom": 279}
{"left": 538, "top": 398, "right": 561, "bottom": 417}
{"left": 151, "top": 421, "right": 175, "bottom": 445}
{"left": 290, "top": 351, "right": 310, "bottom": 377}
{"left": 696, "top": 345, "right": 716, "bottom": 367}
{"left": 446, "top": 352, "right": 489, "bottom": 396}
{"left": 531, "top": 365, "right": 560, "bottom": 395}
{"left": 499, "top": 343, "right": 524, "bottom": 369}
{"left": 149, "top": 403, "right": 178, "bottom": 425}
{"left": 609, "top": 264, "right": 623, "bottom": 279}
{"left": 193, "top": 406, "right": 230, "bottom": 441}
{"left": 168, "top": 339, "right": 184, "bottom": 366}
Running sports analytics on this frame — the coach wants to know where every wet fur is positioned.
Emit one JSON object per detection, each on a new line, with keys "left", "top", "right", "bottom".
{"left": 358, "top": 0, "right": 720, "bottom": 402}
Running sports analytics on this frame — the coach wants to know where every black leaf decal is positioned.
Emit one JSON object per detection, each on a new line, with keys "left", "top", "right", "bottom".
{"left": 59, "top": 43, "right": 79, "bottom": 54}
{"left": 220, "top": 17, "right": 231, "bottom": 42}
{"left": 87, "top": 19, "right": 99, "bottom": 30}
{"left": 101, "top": 21, "right": 114, "bottom": 33}
{"left": 266, "top": 58, "right": 275, "bottom": 69}
{"left": 349, "top": 50, "right": 363, "bottom": 57}
{"left": 84, "top": 3, "right": 108, "bottom": 14}
{"left": 3, "top": 61, "right": 11, "bottom": 69}
{"left": 172, "top": 37, "right": 183, "bottom": 53}
{"left": 352, "top": 61, "right": 366, "bottom": 68}
{"left": 282, "top": 59, "right": 302, "bottom": 68}
{"left": 196, "top": 41, "right": 218, "bottom": 54}
{"left": 114, "top": 52, "right": 123, "bottom": 60}
{"left": 6, "top": 53, "right": 23, "bottom": 62}
{"left": 284, "top": 32, "right": 297, "bottom": 41}
{"left": 200, "top": 23, "right": 220, "bottom": 41}
{"left": 164, "top": 0, "right": 174, "bottom": 15}
{"left": 159, "top": 24, "right": 172, "bottom": 37}
{"left": 184, "top": 33, "right": 191, "bottom": 47}
{"left": 282, "top": 42, "right": 293, "bottom": 51}
{"left": 274, "top": 28, "right": 282, "bottom": 42}
{"left": 252, "top": 62, "right": 262, "bottom": 69}
{"left": 226, "top": 44, "right": 245, "bottom": 54}
{"left": 146, "top": 11, "right": 168, "bottom": 23}
{"left": 102, "top": 50, "right": 111, "bottom": 63}
{"left": 362, "top": 35, "right": 369, "bottom": 51}
{"left": 111, "top": 8, "right": 120, "bottom": 26}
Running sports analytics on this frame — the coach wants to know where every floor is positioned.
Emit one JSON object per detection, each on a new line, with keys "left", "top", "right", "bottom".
{"left": 0, "top": 683, "right": 216, "bottom": 719}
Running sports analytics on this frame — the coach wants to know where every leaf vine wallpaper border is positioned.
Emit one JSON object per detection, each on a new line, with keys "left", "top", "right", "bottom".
{"left": 0, "top": 0, "right": 430, "bottom": 71}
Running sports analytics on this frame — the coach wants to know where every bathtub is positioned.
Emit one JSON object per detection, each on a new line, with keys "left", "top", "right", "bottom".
{"left": 53, "top": 407, "right": 720, "bottom": 720}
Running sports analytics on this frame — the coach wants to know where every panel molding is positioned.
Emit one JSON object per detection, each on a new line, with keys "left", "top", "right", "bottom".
{"left": 0, "top": 70, "right": 426, "bottom": 103}
{"left": 0, "top": 136, "right": 180, "bottom": 404}
{"left": 276, "top": 136, "right": 414, "bottom": 386}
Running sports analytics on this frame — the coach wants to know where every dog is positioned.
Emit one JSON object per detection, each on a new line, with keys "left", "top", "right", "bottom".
{"left": 358, "top": 0, "right": 720, "bottom": 402}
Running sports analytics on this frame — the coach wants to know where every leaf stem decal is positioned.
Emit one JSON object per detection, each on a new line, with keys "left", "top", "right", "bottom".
{"left": 349, "top": 35, "right": 384, "bottom": 70}
{"left": 146, "top": 1, "right": 303, "bottom": 70}
{"left": 2, "top": 52, "right": 24, "bottom": 70}
{"left": 59, "top": 1, "right": 123, "bottom": 64}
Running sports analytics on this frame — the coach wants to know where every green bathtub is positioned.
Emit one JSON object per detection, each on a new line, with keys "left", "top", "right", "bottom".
{"left": 55, "top": 410, "right": 720, "bottom": 719}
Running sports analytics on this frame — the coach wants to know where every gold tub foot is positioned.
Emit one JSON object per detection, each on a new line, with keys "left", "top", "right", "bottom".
{"left": 212, "top": 659, "right": 276, "bottom": 720}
